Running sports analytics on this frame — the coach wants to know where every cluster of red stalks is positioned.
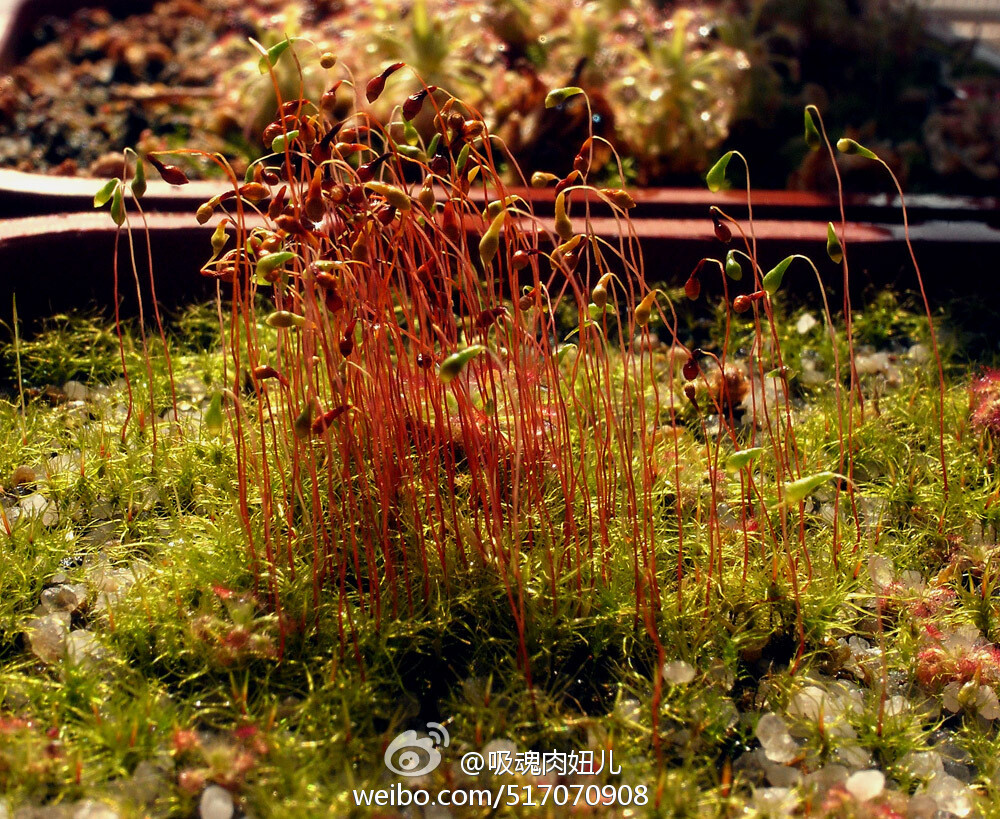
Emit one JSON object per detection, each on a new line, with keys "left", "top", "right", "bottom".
{"left": 104, "top": 44, "right": 948, "bottom": 753}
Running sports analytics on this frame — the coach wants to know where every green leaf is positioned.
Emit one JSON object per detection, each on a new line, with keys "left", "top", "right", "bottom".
{"left": 271, "top": 130, "right": 300, "bottom": 153}
{"left": 210, "top": 221, "right": 228, "bottom": 257}
{"left": 588, "top": 302, "right": 612, "bottom": 320}
{"left": 455, "top": 143, "right": 470, "bottom": 173}
{"left": 725, "top": 447, "right": 763, "bottom": 473}
{"left": 412, "top": 0, "right": 431, "bottom": 41}
{"left": 804, "top": 107, "right": 821, "bottom": 150}
{"left": 255, "top": 251, "right": 297, "bottom": 285}
{"left": 783, "top": 471, "right": 846, "bottom": 504}
{"left": 479, "top": 209, "right": 507, "bottom": 268}
{"left": 762, "top": 256, "right": 795, "bottom": 295}
{"left": 265, "top": 310, "right": 306, "bottom": 329}
{"left": 826, "top": 222, "right": 843, "bottom": 264}
{"left": 110, "top": 185, "right": 125, "bottom": 226}
{"left": 724, "top": 250, "right": 742, "bottom": 281}
{"left": 258, "top": 38, "right": 299, "bottom": 74}
{"left": 484, "top": 195, "right": 527, "bottom": 221}
{"left": 125, "top": 149, "right": 146, "bottom": 198}
{"left": 204, "top": 391, "right": 225, "bottom": 436}
{"left": 403, "top": 117, "right": 420, "bottom": 147}
{"left": 439, "top": 345, "right": 486, "bottom": 382}
{"left": 545, "top": 86, "right": 585, "bottom": 108}
{"left": 395, "top": 145, "right": 424, "bottom": 160}
{"left": 564, "top": 320, "right": 602, "bottom": 341}
{"left": 555, "top": 343, "right": 577, "bottom": 362}
{"left": 706, "top": 151, "right": 734, "bottom": 193}
{"left": 94, "top": 179, "right": 118, "bottom": 208}
{"left": 364, "top": 181, "right": 412, "bottom": 210}
{"left": 131, "top": 161, "right": 146, "bottom": 198}
{"left": 836, "top": 139, "right": 878, "bottom": 160}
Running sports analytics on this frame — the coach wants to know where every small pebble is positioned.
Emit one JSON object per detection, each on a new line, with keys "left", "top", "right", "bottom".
{"left": 662, "top": 660, "right": 696, "bottom": 685}
{"left": 63, "top": 380, "right": 91, "bottom": 401}
{"left": 199, "top": 785, "right": 234, "bottom": 819}
{"left": 796, "top": 312, "right": 818, "bottom": 334}
{"left": 756, "top": 714, "right": 798, "bottom": 764}
{"left": 18, "top": 493, "right": 59, "bottom": 526}
{"left": 41, "top": 584, "right": 87, "bottom": 614}
{"left": 11, "top": 465, "right": 36, "bottom": 488}
{"left": 66, "top": 630, "right": 106, "bottom": 669}
{"left": 845, "top": 769, "right": 884, "bottom": 802}
{"left": 922, "top": 772, "right": 973, "bottom": 817}
{"left": 73, "top": 800, "right": 120, "bottom": 819}
{"left": 26, "top": 611, "right": 70, "bottom": 664}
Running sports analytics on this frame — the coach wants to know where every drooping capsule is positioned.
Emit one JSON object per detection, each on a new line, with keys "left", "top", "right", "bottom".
{"left": 804, "top": 106, "right": 821, "bottom": 150}
{"left": 210, "top": 219, "right": 229, "bottom": 257}
{"left": 268, "top": 185, "right": 288, "bottom": 220}
{"left": 311, "top": 405, "right": 350, "bottom": 435}
{"left": 554, "top": 170, "right": 581, "bottom": 196}
{"left": 475, "top": 306, "right": 507, "bottom": 329}
{"left": 364, "top": 181, "right": 412, "bottom": 211}
{"left": 320, "top": 81, "right": 344, "bottom": 114}
{"left": 442, "top": 200, "right": 462, "bottom": 244}
{"left": 552, "top": 233, "right": 584, "bottom": 262}
{"left": 350, "top": 228, "right": 368, "bottom": 263}
{"left": 109, "top": 185, "right": 125, "bottom": 226}
{"left": 683, "top": 383, "right": 698, "bottom": 408}
{"left": 147, "top": 154, "right": 189, "bottom": 186}
{"left": 128, "top": 149, "right": 146, "bottom": 198}
{"left": 429, "top": 150, "right": 450, "bottom": 176}
{"left": 293, "top": 404, "right": 314, "bottom": 440}
{"left": 255, "top": 251, "right": 296, "bottom": 284}
{"left": 417, "top": 183, "right": 435, "bottom": 211}
{"left": 340, "top": 317, "right": 358, "bottom": 357}
{"left": 634, "top": 290, "right": 659, "bottom": 326}
{"left": 252, "top": 365, "right": 289, "bottom": 387}
{"left": 356, "top": 153, "right": 391, "bottom": 183}
{"left": 733, "top": 291, "right": 766, "bottom": 314}
{"left": 554, "top": 192, "right": 573, "bottom": 242}
{"left": 479, "top": 209, "right": 507, "bottom": 268}
{"left": 511, "top": 249, "right": 532, "bottom": 271}
{"left": 462, "top": 119, "right": 485, "bottom": 139}
{"left": 836, "top": 138, "right": 878, "bottom": 160}
{"left": 531, "top": 172, "right": 558, "bottom": 188}
{"left": 439, "top": 345, "right": 487, "bottom": 383}
{"left": 591, "top": 272, "right": 614, "bottom": 309}
{"left": 304, "top": 168, "right": 326, "bottom": 222}
{"left": 196, "top": 200, "right": 216, "bottom": 225}
{"left": 265, "top": 310, "right": 307, "bottom": 329}
{"left": 684, "top": 274, "right": 701, "bottom": 301}
{"left": 705, "top": 151, "right": 734, "bottom": 193}
{"left": 239, "top": 183, "right": 270, "bottom": 203}
{"left": 826, "top": 222, "right": 843, "bottom": 264}
{"left": 599, "top": 188, "right": 636, "bottom": 209}
{"left": 403, "top": 86, "right": 437, "bottom": 121}
{"left": 365, "top": 62, "right": 405, "bottom": 103}
{"left": 712, "top": 212, "right": 731, "bottom": 243}
{"left": 204, "top": 391, "right": 225, "bottom": 435}
{"left": 725, "top": 250, "right": 742, "bottom": 281}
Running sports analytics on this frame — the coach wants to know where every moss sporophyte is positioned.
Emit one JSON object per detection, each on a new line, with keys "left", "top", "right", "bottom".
{"left": 0, "top": 36, "right": 971, "bottom": 816}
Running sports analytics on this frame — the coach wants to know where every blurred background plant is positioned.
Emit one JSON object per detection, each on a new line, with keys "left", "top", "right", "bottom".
{"left": 0, "top": 0, "right": 997, "bottom": 189}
